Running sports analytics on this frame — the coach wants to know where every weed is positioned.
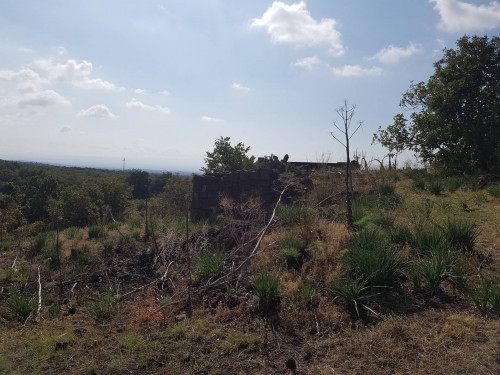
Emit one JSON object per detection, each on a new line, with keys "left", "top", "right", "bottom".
{"left": 280, "top": 247, "right": 301, "bottom": 269}
{"left": 7, "top": 292, "right": 37, "bottom": 322}
{"left": 196, "top": 251, "right": 225, "bottom": 278}
{"left": 440, "top": 218, "right": 479, "bottom": 253}
{"left": 443, "top": 177, "right": 462, "bottom": 192}
{"left": 131, "top": 231, "right": 141, "bottom": 241}
{"left": 470, "top": 277, "right": 500, "bottom": 314}
{"left": 407, "top": 261, "right": 426, "bottom": 289}
{"left": 414, "top": 229, "right": 448, "bottom": 256}
{"left": 472, "top": 192, "right": 488, "bottom": 205}
{"left": 486, "top": 185, "right": 500, "bottom": 198}
{"left": 428, "top": 179, "right": 444, "bottom": 195}
{"left": 378, "top": 193, "right": 403, "bottom": 210}
{"left": 43, "top": 242, "right": 61, "bottom": 269}
{"left": 330, "top": 278, "right": 374, "bottom": 318}
{"left": 355, "top": 211, "right": 394, "bottom": 230}
{"left": 107, "top": 221, "right": 122, "bottom": 230}
{"left": 88, "top": 225, "right": 106, "bottom": 239}
{"left": 459, "top": 200, "right": 471, "bottom": 212}
{"left": 300, "top": 283, "right": 320, "bottom": 305}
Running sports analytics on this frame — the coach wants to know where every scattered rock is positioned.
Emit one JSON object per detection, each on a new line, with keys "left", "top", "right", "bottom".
{"left": 175, "top": 313, "right": 187, "bottom": 321}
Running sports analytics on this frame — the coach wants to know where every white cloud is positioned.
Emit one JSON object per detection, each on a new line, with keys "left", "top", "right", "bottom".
{"left": 369, "top": 43, "right": 422, "bottom": 63}
{"left": 251, "top": 1, "right": 344, "bottom": 56}
{"left": 231, "top": 82, "right": 251, "bottom": 92}
{"left": 77, "top": 104, "right": 117, "bottom": 119}
{"left": 293, "top": 55, "right": 321, "bottom": 69}
{"left": 331, "top": 65, "right": 382, "bottom": 77}
{"left": 159, "top": 90, "right": 170, "bottom": 96}
{"left": 17, "top": 47, "right": 34, "bottom": 53}
{"left": 201, "top": 116, "right": 224, "bottom": 123}
{"left": 430, "top": 0, "right": 500, "bottom": 32}
{"left": 0, "top": 89, "right": 71, "bottom": 110}
{"left": 134, "top": 88, "right": 147, "bottom": 95}
{"left": 0, "top": 68, "right": 42, "bottom": 83}
{"left": 125, "top": 98, "right": 170, "bottom": 114}
{"left": 73, "top": 78, "right": 123, "bottom": 91}
{"left": 60, "top": 125, "right": 72, "bottom": 133}
{"left": 35, "top": 58, "right": 92, "bottom": 81}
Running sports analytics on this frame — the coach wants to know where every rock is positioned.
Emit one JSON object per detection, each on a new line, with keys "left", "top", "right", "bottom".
{"left": 175, "top": 313, "right": 187, "bottom": 321}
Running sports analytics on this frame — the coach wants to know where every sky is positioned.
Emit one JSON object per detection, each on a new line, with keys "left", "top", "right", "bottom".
{"left": 1, "top": 0, "right": 499, "bottom": 172}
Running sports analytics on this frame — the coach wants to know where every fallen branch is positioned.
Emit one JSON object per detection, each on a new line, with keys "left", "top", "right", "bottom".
{"left": 36, "top": 266, "right": 42, "bottom": 323}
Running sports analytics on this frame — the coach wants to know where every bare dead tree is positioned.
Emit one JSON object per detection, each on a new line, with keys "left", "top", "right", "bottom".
{"left": 330, "top": 100, "right": 362, "bottom": 229}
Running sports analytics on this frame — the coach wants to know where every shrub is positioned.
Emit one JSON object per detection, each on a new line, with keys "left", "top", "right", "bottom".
{"left": 43, "top": 242, "right": 61, "bottom": 269}
{"left": 88, "top": 226, "right": 106, "bottom": 239}
{"left": 440, "top": 218, "right": 479, "bottom": 253}
{"left": 470, "top": 277, "right": 500, "bottom": 314}
{"left": 300, "top": 283, "right": 320, "bottom": 305}
{"left": 428, "top": 179, "right": 444, "bottom": 195}
{"left": 280, "top": 247, "right": 301, "bottom": 269}
{"left": 31, "top": 233, "right": 47, "bottom": 255}
{"left": 443, "top": 178, "right": 462, "bottom": 192}
{"left": 196, "top": 252, "right": 225, "bottom": 278}
{"left": 251, "top": 272, "right": 279, "bottom": 304}
{"left": 330, "top": 278, "right": 370, "bottom": 318}
{"left": 486, "top": 185, "right": 500, "bottom": 198}
{"left": 344, "top": 228, "right": 404, "bottom": 286}
{"left": 7, "top": 293, "right": 37, "bottom": 322}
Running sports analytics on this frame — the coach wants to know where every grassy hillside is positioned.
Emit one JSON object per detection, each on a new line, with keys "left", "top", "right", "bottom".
{"left": 0, "top": 168, "right": 499, "bottom": 374}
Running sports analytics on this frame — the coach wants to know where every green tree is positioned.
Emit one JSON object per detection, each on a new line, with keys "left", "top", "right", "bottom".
{"left": 376, "top": 35, "right": 500, "bottom": 173}
{"left": 126, "top": 170, "right": 151, "bottom": 199}
{"left": 201, "top": 136, "right": 255, "bottom": 174}
{"left": 162, "top": 175, "right": 193, "bottom": 217}
{"left": 372, "top": 114, "right": 410, "bottom": 169}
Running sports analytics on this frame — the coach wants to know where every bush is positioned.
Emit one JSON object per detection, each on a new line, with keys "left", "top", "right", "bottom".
{"left": 470, "top": 277, "right": 500, "bottom": 314}
{"left": 251, "top": 272, "right": 279, "bottom": 304}
{"left": 389, "top": 225, "right": 413, "bottom": 245}
{"left": 330, "top": 278, "right": 370, "bottom": 318}
{"left": 31, "top": 233, "right": 47, "bottom": 255}
{"left": 440, "top": 218, "right": 479, "bottom": 253}
{"left": 280, "top": 247, "right": 301, "bottom": 269}
{"left": 7, "top": 293, "right": 37, "bottom": 322}
{"left": 63, "top": 226, "right": 79, "bottom": 239}
{"left": 421, "top": 249, "right": 456, "bottom": 289}
{"left": 344, "top": 228, "right": 404, "bottom": 286}
{"left": 412, "top": 178, "right": 426, "bottom": 191}
{"left": 88, "top": 226, "right": 106, "bottom": 239}
{"left": 414, "top": 229, "right": 448, "bottom": 256}
{"left": 196, "top": 252, "right": 225, "bottom": 278}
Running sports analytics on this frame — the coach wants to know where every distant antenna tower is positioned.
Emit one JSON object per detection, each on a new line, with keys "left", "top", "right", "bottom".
{"left": 123, "top": 158, "right": 125, "bottom": 171}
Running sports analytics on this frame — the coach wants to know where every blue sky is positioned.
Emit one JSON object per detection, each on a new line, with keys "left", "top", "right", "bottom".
{"left": 1, "top": 0, "right": 499, "bottom": 172}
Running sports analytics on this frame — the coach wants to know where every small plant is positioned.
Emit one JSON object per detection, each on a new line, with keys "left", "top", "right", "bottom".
{"left": 43, "top": 242, "right": 62, "bottom": 269}
{"left": 88, "top": 225, "right": 106, "bottom": 239}
{"left": 107, "top": 221, "right": 122, "bottom": 230}
{"left": 440, "top": 217, "right": 479, "bottom": 253}
{"left": 7, "top": 293, "right": 37, "bottom": 322}
{"left": 486, "top": 185, "right": 500, "bottom": 198}
{"left": 459, "top": 200, "right": 471, "bottom": 212}
{"left": 422, "top": 249, "right": 456, "bottom": 289}
{"left": 300, "top": 283, "right": 320, "bottom": 305}
{"left": 378, "top": 183, "right": 395, "bottom": 195}
{"left": 31, "top": 233, "right": 47, "bottom": 255}
{"left": 407, "top": 261, "right": 426, "bottom": 289}
{"left": 63, "top": 226, "right": 79, "bottom": 239}
{"left": 428, "top": 179, "right": 444, "bottom": 195}
{"left": 131, "top": 231, "right": 141, "bottom": 241}
{"left": 88, "top": 294, "right": 116, "bottom": 323}
{"left": 71, "top": 244, "right": 90, "bottom": 268}
{"left": 196, "top": 251, "right": 225, "bottom": 278}
{"left": 280, "top": 247, "right": 301, "bottom": 269}
{"left": 414, "top": 229, "right": 448, "bottom": 256}
{"left": 344, "top": 228, "right": 404, "bottom": 287}
{"left": 277, "top": 205, "right": 309, "bottom": 225}
{"left": 389, "top": 225, "right": 413, "bottom": 245}
{"left": 472, "top": 191, "right": 488, "bottom": 205}
{"left": 330, "top": 278, "right": 372, "bottom": 318}
{"left": 470, "top": 277, "right": 500, "bottom": 314}
{"left": 251, "top": 272, "right": 279, "bottom": 305}
{"left": 412, "top": 178, "right": 426, "bottom": 190}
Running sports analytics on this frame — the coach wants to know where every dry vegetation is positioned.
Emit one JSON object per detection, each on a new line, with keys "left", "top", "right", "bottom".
{"left": 1, "top": 169, "right": 499, "bottom": 374}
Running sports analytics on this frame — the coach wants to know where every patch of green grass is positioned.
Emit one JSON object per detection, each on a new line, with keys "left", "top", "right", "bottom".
{"left": 330, "top": 278, "right": 372, "bottom": 318}
{"left": 196, "top": 251, "right": 225, "bottom": 278}
{"left": 300, "top": 283, "right": 320, "bottom": 305}
{"left": 43, "top": 242, "right": 61, "bottom": 269}
{"left": 421, "top": 249, "right": 457, "bottom": 289}
{"left": 428, "top": 179, "right": 444, "bottom": 195}
{"left": 414, "top": 229, "right": 448, "bottom": 256}
{"left": 88, "top": 294, "right": 116, "bottom": 323}
{"left": 31, "top": 233, "right": 47, "bottom": 255}
{"left": 389, "top": 224, "right": 413, "bottom": 245}
{"left": 379, "top": 183, "right": 396, "bottom": 195}
{"left": 107, "top": 221, "right": 122, "bottom": 230}
{"left": 62, "top": 226, "right": 79, "bottom": 239}
{"left": 411, "top": 178, "right": 426, "bottom": 190}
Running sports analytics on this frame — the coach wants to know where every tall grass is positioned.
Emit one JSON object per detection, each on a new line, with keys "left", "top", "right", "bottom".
{"left": 196, "top": 252, "right": 225, "bottom": 278}
{"left": 7, "top": 293, "right": 37, "bottom": 322}
{"left": 440, "top": 218, "right": 479, "bottom": 253}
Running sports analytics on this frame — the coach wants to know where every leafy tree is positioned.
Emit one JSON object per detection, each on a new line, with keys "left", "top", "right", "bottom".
{"left": 201, "top": 136, "right": 255, "bottom": 174}
{"left": 126, "top": 170, "right": 151, "bottom": 199}
{"left": 21, "top": 175, "right": 60, "bottom": 222}
{"left": 376, "top": 36, "right": 499, "bottom": 173}
{"left": 372, "top": 114, "right": 410, "bottom": 169}
{"left": 150, "top": 172, "right": 172, "bottom": 195}
{"left": 162, "top": 175, "right": 193, "bottom": 217}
